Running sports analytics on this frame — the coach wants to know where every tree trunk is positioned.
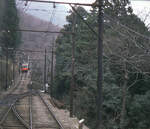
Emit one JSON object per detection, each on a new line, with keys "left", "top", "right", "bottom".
{"left": 120, "top": 72, "right": 128, "bottom": 129}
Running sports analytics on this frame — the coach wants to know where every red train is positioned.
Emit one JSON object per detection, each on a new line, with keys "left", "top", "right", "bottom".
{"left": 21, "top": 63, "right": 29, "bottom": 73}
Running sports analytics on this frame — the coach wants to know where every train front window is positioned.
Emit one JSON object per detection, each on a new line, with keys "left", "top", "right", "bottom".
{"left": 23, "top": 66, "right": 28, "bottom": 68}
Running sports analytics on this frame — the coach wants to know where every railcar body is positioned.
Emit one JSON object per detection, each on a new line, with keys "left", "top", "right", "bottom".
{"left": 21, "top": 63, "right": 29, "bottom": 72}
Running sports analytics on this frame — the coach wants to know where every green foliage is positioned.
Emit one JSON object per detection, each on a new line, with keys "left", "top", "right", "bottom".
{"left": 0, "top": 58, "right": 14, "bottom": 90}
{"left": 128, "top": 91, "right": 150, "bottom": 129}
{"left": 0, "top": 0, "right": 21, "bottom": 90}
{"left": 0, "top": 0, "right": 5, "bottom": 31}
{"left": 54, "top": 3, "right": 150, "bottom": 129}
{"left": 0, "top": 0, "right": 21, "bottom": 49}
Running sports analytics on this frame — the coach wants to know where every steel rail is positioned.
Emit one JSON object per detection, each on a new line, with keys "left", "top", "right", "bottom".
{"left": 0, "top": 79, "right": 24, "bottom": 127}
{"left": 0, "top": 105, "right": 13, "bottom": 125}
{"left": 0, "top": 93, "right": 30, "bottom": 129}
{"left": 11, "top": 92, "right": 32, "bottom": 129}
{"left": 0, "top": 75, "right": 30, "bottom": 129}
{"left": 29, "top": 92, "right": 33, "bottom": 129}
{"left": 37, "top": 91, "right": 65, "bottom": 129}
{"left": 12, "top": 105, "right": 30, "bottom": 129}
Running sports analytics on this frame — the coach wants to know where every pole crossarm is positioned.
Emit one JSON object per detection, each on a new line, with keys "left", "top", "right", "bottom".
{"left": 5, "top": 48, "right": 53, "bottom": 53}
{"left": 19, "top": 0, "right": 98, "bottom": 6}
{"left": 15, "top": 29, "right": 74, "bottom": 34}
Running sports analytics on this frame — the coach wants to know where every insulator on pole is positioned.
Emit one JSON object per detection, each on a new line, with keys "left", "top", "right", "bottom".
{"left": 25, "top": 0, "right": 28, "bottom": 6}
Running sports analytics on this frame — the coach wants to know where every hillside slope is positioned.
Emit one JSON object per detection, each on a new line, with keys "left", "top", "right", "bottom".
{"left": 19, "top": 11, "right": 60, "bottom": 84}
{"left": 19, "top": 11, "right": 60, "bottom": 51}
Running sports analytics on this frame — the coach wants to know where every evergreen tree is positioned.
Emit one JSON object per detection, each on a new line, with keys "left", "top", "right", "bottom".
{"left": 54, "top": 2, "right": 150, "bottom": 129}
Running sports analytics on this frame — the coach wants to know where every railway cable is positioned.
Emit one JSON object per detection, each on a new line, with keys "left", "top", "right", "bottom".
{"left": 70, "top": 5, "right": 150, "bottom": 52}
{"left": 44, "top": 2, "right": 57, "bottom": 39}
{"left": 19, "top": 0, "right": 96, "bottom": 7}
{"left": 70, "top": 4, "right": 148, "bottom": 52}
{"left": 43, "top": 4, "right": 57, "bottom": 88}
{"left": 23, "top": 2, "right": 32, "bottom": 13}
{"left": 69, "top": 7, "right": 148, "bottom": 64}
{"left": 104, "top": 13, "right": 150, "bottom": 41}
{"left": 27, "top": 8, "right": 69, "bottom": 14}
{"left": 104, "top": 22, "right": 147, "bottom": 50}
{"left": 72, "top": 7, "right": 150, "bottom": 55}
{"left": 103, "top": 19, "right": 150, "bottom": 59}
{"left": 75, "top": 15, "right": 150, "bottom": 76}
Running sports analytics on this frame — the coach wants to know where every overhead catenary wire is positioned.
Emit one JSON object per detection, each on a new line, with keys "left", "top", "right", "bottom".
{"left": 104, "top": 14, "right": 150, "bottom": 40}
{"left": 19, "top": 0, "right": 97, "bottom": 7}
{"left": 66, "top": 6, "right": 150, "bottom": 77}
{"left": 104, "top": 22, "right": 147, "bottom": 50}
{"left": 70, "top": 4, "right": 98, "bottom": 37}
{"left": 20, "top": 1, "right": 32, "bottom": 13}
{"left": 27, "top": 8, "right": 70, "bottom": 13}
{"left": 15, "top": 29, "right": 74, "bottom": 34}
{"left": 70, "top": 5, "right": 150, "bottom": 47}
{"left": 64, "top": 4, "right": 150, "bottom": 65}
{"left": 70, "top": 5, "right": 149, "bottom": 55}
{"left": 14, "top": 0, "right": 150, "bottom": 125}
{"left": 43, "top": 3, "right": 57, "bottom": 87}
{"left": 72, "top": 5, "right": 150, "bottom": 44}
{"left": 1, "top": 47, "right": 54, "bottom": 53}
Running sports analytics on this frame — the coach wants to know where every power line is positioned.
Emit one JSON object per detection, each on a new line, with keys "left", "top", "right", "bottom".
{"left": 42, "top": 3, "right": 57, "bottom": 42}
{"left": 104, "top": 14, "right": 150, "bottom": 40}
{"left": 15, "top": 29, "right": 74, "bottom": 34}
{"left": 27, "top": 9, "right": 69, "bottom": 13}
{"left": 19, "top": 0, "right": 97, "bottom": 6}
{"left": 70, "top": 5, "right": 98, "bottom": 37}
{"left": 2, "top": 47, "right": 54, "bottom": 53}
{"left": 70, "top": 5, "right": 148, "bottom": 53}
{"left": 104, "top": 22, "right": 146, "bottom": 50}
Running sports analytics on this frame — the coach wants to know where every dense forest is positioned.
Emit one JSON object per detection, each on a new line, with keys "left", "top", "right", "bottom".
{"left": 0, "top": 0, "right": 21, "bottom": 90}
{"left": 53, "top": 0, "right": 150, "bottom": 129}
{"left": 0, "top": 0, "right": 21, "bottom": 49}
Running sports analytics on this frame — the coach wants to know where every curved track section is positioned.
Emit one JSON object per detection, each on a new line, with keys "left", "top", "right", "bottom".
{"left": 0, "top": 72, "right": 65, "bottom": 129}
{"left": 37, "top": 91, "right": 65, "bottom": 129}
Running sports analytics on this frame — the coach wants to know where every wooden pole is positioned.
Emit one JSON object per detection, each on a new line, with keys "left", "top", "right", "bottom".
{"left": 0, "top": 55, "right": 2, "bottom": 88}
{"left": 44, "top": 48, "right": 47, "bottom": 91}
{"left": 5, "top": 48, "right": 8, "bottom": 90}
{"left": 50, "top": 38, "right": 54, "bottom": 96}
{"left": 70, "top": 7, "right": 76, "bottom": 117}
{"left": 96, "top": 0, "right": 104, "bottom": 128}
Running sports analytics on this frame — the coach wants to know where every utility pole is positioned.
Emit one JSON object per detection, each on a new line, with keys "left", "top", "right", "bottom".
{"left": 0, "top": 55, "right": 2, "bottom": 88}
{"left": 12, "top": 50, "right": 15, "bottom": 85}
{"left": 96, "top": 0, "right": 104, "bottom": 129}
{"left": 5, "top": 48, "right": 8, "bottom": 90}
{"left": 12, "top": 56, "right": 15, "bottom": 86}
{"left": 70, "top": 7, "right": 76, "bottom": 117}
{"left": 12, "top": 59, "right": 14, "bottom": 81}
{"left": 50, "top": 38, "right": 54, "bottom": 96}
{"left": 44, "top": 48, "right": 47, "bottom": 91}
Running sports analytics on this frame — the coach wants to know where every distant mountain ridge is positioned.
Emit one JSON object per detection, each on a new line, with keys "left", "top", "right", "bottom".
{"left": 18, "top": 10, "right": 60, "bottom": 75}
{"left": 19, "top": 10, "right": 60, "bottom": 51}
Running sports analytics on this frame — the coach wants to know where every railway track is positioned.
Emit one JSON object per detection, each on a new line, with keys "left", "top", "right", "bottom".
{"left": 0, "top": 73, "right": 65, "bottom": 129}
{"left": 0, "top": 93, "right": 30, "bottom": 129}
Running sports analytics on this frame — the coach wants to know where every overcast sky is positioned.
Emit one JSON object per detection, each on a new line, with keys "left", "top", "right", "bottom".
{"left": 131, "top": 1, "right": 150, "bottom": 27}
{"left": 17, "top": 0, "right": 150, "bottom": 27}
